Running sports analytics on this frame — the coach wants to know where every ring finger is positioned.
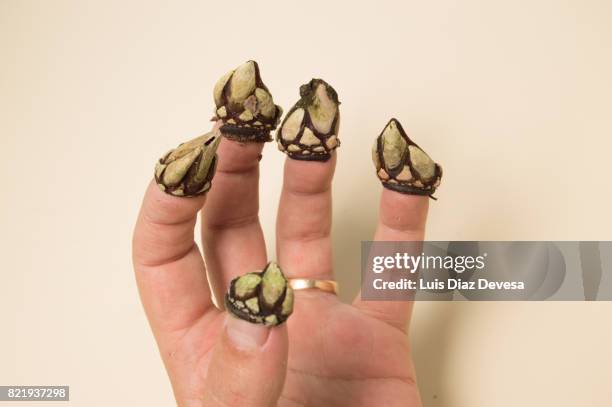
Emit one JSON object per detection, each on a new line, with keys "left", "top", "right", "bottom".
{"left": 276, "top": 153, "right": 337, "bottom": 280}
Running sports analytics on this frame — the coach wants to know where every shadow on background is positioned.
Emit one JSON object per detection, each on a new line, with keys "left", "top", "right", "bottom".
{"left": 411, "top": 302, "right": 458, "bottom": 407}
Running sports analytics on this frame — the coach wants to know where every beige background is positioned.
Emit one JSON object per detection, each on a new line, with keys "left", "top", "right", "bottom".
{"left": 2, "top": 0, "right": 611, "bottom": 406}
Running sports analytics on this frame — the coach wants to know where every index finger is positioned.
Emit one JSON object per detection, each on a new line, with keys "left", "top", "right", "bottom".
{"left": 133, "top": 182, "right": 215, "bottom": 338}
{"left": 132, "top": 129, "right": 223, "bottom": 341}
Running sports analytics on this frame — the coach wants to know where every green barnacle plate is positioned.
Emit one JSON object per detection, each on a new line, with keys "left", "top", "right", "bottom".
{"left": 225, "top": 262, "right": 294, "bottom": 326}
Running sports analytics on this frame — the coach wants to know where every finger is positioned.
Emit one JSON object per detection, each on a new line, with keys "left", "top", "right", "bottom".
{"left": 353, "top": 189, "right": 429, "bottom": 331}
{"left": 201, "top": 139, "right": 267, "bottom": 301}
{"left": 133, "top": 181, "right": 213, "bottom": 337}
{"left": 202, "top": 316, "right": 288, "bottom": 407}
{"left": 276, "top": 153, "right": 336, "bottom": 280}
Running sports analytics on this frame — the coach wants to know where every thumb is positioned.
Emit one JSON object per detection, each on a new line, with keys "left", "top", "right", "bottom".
{"left": 202, "top": 314, "right": 289, "bottom": 407}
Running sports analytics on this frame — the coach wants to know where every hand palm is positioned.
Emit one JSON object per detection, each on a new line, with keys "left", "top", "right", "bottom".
{"left": 164, "top": 293, "right": 418, "bottom": 406}
{"left": 282, "top": 295, "right": 419, "bottom": 406}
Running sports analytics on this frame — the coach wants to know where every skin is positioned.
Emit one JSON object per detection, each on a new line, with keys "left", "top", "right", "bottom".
{"left": 133, "top": 126, "right": 428, "bottom": 406}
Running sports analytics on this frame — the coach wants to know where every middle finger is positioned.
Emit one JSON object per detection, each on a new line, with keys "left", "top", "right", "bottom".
{"left": 201, "top": 138, "right": 268, "bottom": 303}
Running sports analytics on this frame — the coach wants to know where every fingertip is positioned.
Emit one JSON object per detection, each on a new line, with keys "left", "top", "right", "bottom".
{"left": 224, "top": 314, "right": 289, "bottom": 352}
{"left": 141, "top": 180, "right": 207, "bottom": 225}
{"left": 378, "top": 188, "right": 429, "bottom": 234}
{"left": 283, "top": 152, "right": 337, "bottom": 194}
{"left": 224, "top": 315, "right": 271, "bottom": 351}
{"left": 216, "top": 137, "right": 264, "bottom": 172}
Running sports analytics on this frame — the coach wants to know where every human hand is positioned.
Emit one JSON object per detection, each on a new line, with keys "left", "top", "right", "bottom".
{"left": 133, "top": 133, "right": 428, "bottom": 406}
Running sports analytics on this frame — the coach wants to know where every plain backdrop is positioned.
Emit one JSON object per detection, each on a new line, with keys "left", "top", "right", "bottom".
{"left": 2, "top": 1, "right": 612, "bottom": 406}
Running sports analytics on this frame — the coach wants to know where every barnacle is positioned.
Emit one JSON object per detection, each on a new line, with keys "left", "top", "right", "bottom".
{"left": 155, "top": 132, "right": 221, "bottom": 197}
{"left": 213, "top": 61, "right": 283, "bottom": 142}
{"left": 225, "top": 263, "right": 294, "bottom": 326}
{"left": 276, "top": 79, "right": 340, "bottom": 161}
{"left": 373, "top": 118, "right": 442, "bottom": 197}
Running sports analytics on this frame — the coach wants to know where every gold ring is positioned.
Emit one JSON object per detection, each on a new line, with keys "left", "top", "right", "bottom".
{"left": 289, "top": 279, "right": 338, "bottom": 295}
